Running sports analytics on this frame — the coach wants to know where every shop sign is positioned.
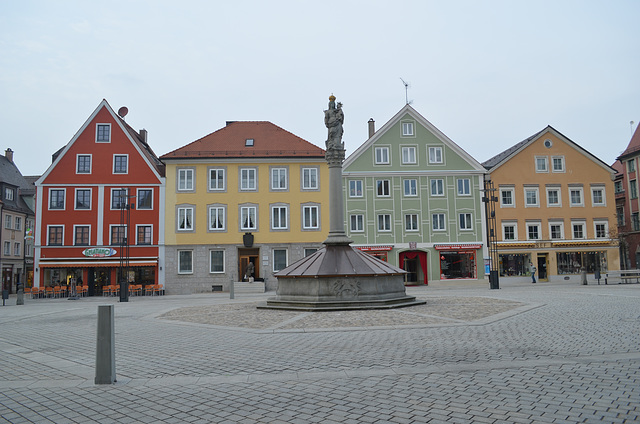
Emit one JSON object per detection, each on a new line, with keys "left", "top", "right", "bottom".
{"left": 434, "top": 244, "right": 482, "bottom": 251}
{"left": 82, "top": 248, "right": 117, "bottom": 258}
{"left": 356, "top": 245, "right": 393, "bottom": 252}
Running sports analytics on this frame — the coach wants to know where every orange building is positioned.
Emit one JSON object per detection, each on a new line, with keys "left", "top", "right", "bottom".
{"left": 483, "top": 126, "right": 619, "bottom": 282}
{"left": 34, "top": 100, "right": 165, "bottom": 295}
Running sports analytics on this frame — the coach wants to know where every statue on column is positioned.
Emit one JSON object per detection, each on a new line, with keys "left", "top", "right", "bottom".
{"left": 324, "top": 94, "right": 344, "bottom": 151}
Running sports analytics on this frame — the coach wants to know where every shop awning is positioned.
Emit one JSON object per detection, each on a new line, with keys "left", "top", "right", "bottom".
{"left": 434, "top": 243, "right": 482, "bottom": 250}
{"left": 39, "top": 259, "right": 158, "bottom": 268}
{"left": 553, "top": 240, "right": 613, "bottom": 247}
{"left": 354, "top": 245, "right": 394, "bottom": 252}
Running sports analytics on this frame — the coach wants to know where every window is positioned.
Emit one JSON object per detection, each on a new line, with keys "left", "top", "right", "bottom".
{"left": 376, "top": 180, "right": 390, "bottom": 197}
{"left": 240, "top": 168, "right": 257, "bottom": 190}
{"left": 500, "top": 188, "right": 514, "bottom": 207}
{"left": 273, "top": 249, "right": 287, "bottom": 272}
{"left": 572, "top": 222, "right": 585, "bottom": 239}
{"left": 4, "top": 215, "right": 11, "bottom": 229}
{"left": 178, "top": 250, "right": 193, "bottom": 274}
{"left": 535, "top": 156, "right": 548, "bottom": 172}
{"left": 552, "top": 156, "right": 565, "bottom": 172}
{"left": 402, "top": 122, "right": 414, "bottom": 136}
{"left": 615, "top": 180, "right": 623, "bottom": 194}
{"left": 245, "top": 138, "right": 254, "bottom": 147}
{"left": 271, "top": 168, "right": 287, "bottom": 190}
{"left": 178, "top": 169, "right": 194, "bottom": 191}
{"left": 96, "top": 124, "right": 110, "bottom": 142}
{"left": 304, "top": 248, "right": 318, "bottom": 257}
{"left": 113, "top": 155, "right": 128, "bottom": 174}
{"left": 457, "top": 178, "right": 470, "bottom": 196}
{"left": 241, "top": 206, "right": 257, "bottom": 230}
{"left": 459, "top": 213, "right": 472, "bottom": 230}
{"left": 49, "top": 189, "right": 65, "bottom": 210}
{"left": 594, "top": 222, "right": 608, "bottom": 238}
{"left": 209, "top": 206, "right": 225, "bottom": 230}
{"left": 74, "top": 226, "right": 90, "bottom": 246}
{"left": 132, "top": 225, "right": 151, "bottom": 245}
{"left": 430, "top": 179, "right": 444, "bottom": 196}
{"left": 302, "top": 168, "right": 318, "bottom": 190}
{"left": 272, "top": 206, "right": 288, "bottom": 230}
{"left": 633, "top": 213, "right": 640, "bottom": 232}
{"left": 209, "top": 168, "right": 225, "bottom": 191}
{"left": 428, "top": 146, "right": 443, "bottom": 164}
{"left": 303, "top": 205, "right": 319, "bottom": 230}
{"left": 546, "top": 188, "right": 560, "bottom": 207}
{"left": 631, "top": 180, "right": 638, "bottom": 199}
{"left": 432, "top": 213, "right": 446, "bottom": 231}
{"left": 349, "top": 180, "right": 363, "bottom": 197}
{"left": 77, "top": 155, "right": 91, "bottom": 174}
{"left": 628, "top": 159, "right": 636, "bottom": 173}
{"left": 75, "top": 189, "right": 91, "bottom": 210}
{"left": 137, "top": 189, "right": 153, "bottom": 210}
{"left": 503, "top": 224, "right": 516, "bottom": 240}
{"left": 617, "top": 207, "right": 625, "bottom": 227}
{"left": 405, "top": 214, "right": 419, "bottom": 231}
{"left": 377, "top": 214, "right": 391, "bottom": 232}
{"left": 178, "top": 207, "right": 194, "bottom": 231}
{"left": 3, "top": 241, "right": 9, "bottom": 255}
{"left": 350, "top": 214, "right": 364, "bottom": 232}
{"left": 550, "top": 223, "right": 564, "bottom": 240}
{"left": 14, "top": 217, "right": 21, "bottom": 231}
{"left": 4, "top": 187, "right": 13, "bottom": 201}
{"left": 570, "top": 188, "right": 583, "bottom": 206}
{"left": 13, "top": 242, "right": 20, "bottom": 256}
{"left": 210, "top": 250, "right": 224, "bottom": 273}
{"left": 403, "top": 179, "right": 417, "bottom": 196}
{"left": 374, "top": 147, "right": 389, "bottom": 164}
{"left": 527, "top": 223, "right": 541, "bottom": 240}
{"left": 401, "top": 146, "right": 416, "bottom": 164}
{"left": 591, "top": 187, "right": 605, "bottom": 206}
{"left": 525, "top": 188, "right": 539, "bottom": 207}
{"left": 111, "top": 188, "right": 128, "bottom": 209}
{"left": 110, "top": 226, "right": 126, "bottom": 245}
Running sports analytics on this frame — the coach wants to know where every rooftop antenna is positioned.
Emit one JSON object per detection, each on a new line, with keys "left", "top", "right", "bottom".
{"left": 400, "top": 78, "right": 413, "bottom": 105}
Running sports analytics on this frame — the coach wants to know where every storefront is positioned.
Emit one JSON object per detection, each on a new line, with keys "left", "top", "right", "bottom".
{"left": 398, "top": 250, "right": 428, "bottom": 285}
{"left": 499, "top": 253, "right": 531, "bottom": 276}
{"left": 355, "top": 245, "right": 393, "bottom": 262}
{"left": 434, "top": 244, "right": 481, "bottom": 280}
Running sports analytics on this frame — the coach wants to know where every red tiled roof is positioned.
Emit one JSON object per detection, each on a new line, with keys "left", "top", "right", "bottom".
{"left": 618, "top": 124, "right": 640, "bottom": 159}
{"left": 161, "top": 121, "right": 325, "bottom": 160}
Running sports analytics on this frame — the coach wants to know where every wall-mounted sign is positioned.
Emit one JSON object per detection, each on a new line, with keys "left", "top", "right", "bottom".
{"left": 434, "top": 244, "right": 482, "bottom": 251}
{"left": 82, "top": 248, "right": 117, "bottom": 258}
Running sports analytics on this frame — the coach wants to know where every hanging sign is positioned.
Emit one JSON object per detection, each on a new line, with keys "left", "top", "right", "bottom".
{"left": 82, "top": 248, "right": 117, "bottom": 258}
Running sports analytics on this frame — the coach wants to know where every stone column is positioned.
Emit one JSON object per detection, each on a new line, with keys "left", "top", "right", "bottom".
{"left": 323, "top": 148, "right": 352, "bottom": 246}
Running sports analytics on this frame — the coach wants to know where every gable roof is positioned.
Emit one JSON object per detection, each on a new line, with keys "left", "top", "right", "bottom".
{"left": 343, "top": 104, "right": 485, "bottom": 171}
{"left": 618, "top": 123, "right": 640, "bottom": 160}
{"left": 36, "top": 99, "right": 164, "bottom": 185}
{"left": 482, "top": 125, "right": 615, "bottom": 174}
{"left": 0, "top": 155, "right": 35, "bottom": 214}
{"left": 161, "top": 121, "right": 325, "bottom": 160}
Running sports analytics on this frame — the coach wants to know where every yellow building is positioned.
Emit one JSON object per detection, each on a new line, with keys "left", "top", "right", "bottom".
{"left": 161, "top": 121, "right": 329, "bottom": 293}
{"left": 483, "top": 126, "right": 619, "bottom": 282}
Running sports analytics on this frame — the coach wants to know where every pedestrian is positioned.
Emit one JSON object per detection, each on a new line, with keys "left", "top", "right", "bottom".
{"left": 530, "top": 262, "right": 537, "bottom": 283}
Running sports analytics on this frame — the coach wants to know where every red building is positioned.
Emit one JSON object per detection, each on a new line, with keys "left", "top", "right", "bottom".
{"left": 615, "top": 123, "right": 640, "bottom": 269}
{"left": 34, "top": 100, "right": 165, "bottom": 295}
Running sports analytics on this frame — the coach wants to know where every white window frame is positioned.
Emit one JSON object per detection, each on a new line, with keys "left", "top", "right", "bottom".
{"left": 178, "top": 250, "right": 194, "bottom": 274}
{"left": 401, "top": 146, "right": 417, "bottom": 164}
{"left": 3, "top": 241, "right": 10, "bottom": 256}
{"left": 374, "top": 146, "right": 390, "bottom": 165}
{"left": 535, "top": 156, "right": 548, "bottom": 173}
{"left": 4, "top": 187, "right": 13, "bottom": 201}
{"left": 47, "top": 225, "right": 64, "bottom": 246}
{"left": 376, "top": 179, "right": 391, "bottom": 197}
{"left": 96, "top": 123, "right": 111, "bottom": 143}
{"left": 302, "top": 167, "right": 319, "bottom": 190}
{"left": 377, "top": 214, "right": 392, "bottom": 232}
{"left": 569, "top": 187, "right": 584, "bottom": 207}
{"left": 459, "top": 213, "right": 473, "bottom": 231}
{"left": 401, "top": 122, "right": 414, "bottom": 136}
{"left": 432, "top": 213, "right": 446, "bottom": 231}
{"left": 502, "top": 222, "right": 517, "bottom": 241}
{"left": 240, "top": 206, "right": 257, "bottom": 231}
{"left": 73, "top": 225, "right": 91, "bottom": 246}
{"left": 49, "top": 188, "right": 66, "bottom": 210}
{"left": 628, "top": 159, "right": 636, "bottom": 173}
{"left": 524, "top": 187, "right": 539, "bottom": 207}
{"left": 14, "top": 216, "right": 22, "bottom": 231}
{"left": 110, "top": 188, "right": 129, "bottom": 210}
{"left": 591, "top": 186, "right": 605, "bottom": 207}
{"left": 4, "top": 214, "right": 11, "bottom": 229}
{"left": 349, "top": 180, "right": 363, "bottom": 198}
{"left": 500, "top": 187, "right": 515, "bottom": 208}
{"left": 136, "top": 188, "right": 153, "bottom": 210}
{"left": 457, "top": 178, "right": 471, "bottom": 196}
{"left": 350, "top": 214, "right": 364, "bottom": 232}
{"left": 13, "top": 242, "right": 21, "bottom": 256}
{"left": 271, "top": 205, "right": 289, "bottom": 230}
{"left": 549, "top": 222, "right": 564, "bottom": 240}
{"left": 552, "top": 156, "right": 565, "bottom": 173}
{"left": 403, "top": 179, "right": 418, "bottom": 197}
{"left": 428, "top": 146, "right": 443, "bottom": 164}
{"left": 302, "top": 205, "right": 319, "bottom": 230}
{"left": 271, "top": 167, "right": 288, "bottom": 190}
{"left": 135, "top": 225, "right": 153, "bottom": 245}
{"left": 109, "top": 224, "right": 127, "bottom": 246}
{"left": 594, "top": 221, "right": 608, "bottom": 239}
{"left": 240, "top": 168, "right": 257, "bottom": 191}
{"left": 208, "top": 206, "right": 226, "bottom": 231}
{"left": 75, "top": 188, "right": 92, "bottom": 210}
{"left": 210, "top": 250, "right": 225, "bottom": 273}
{"left": 178, "top": 168, "right": 194, "bottom": 192}
{"left": 209, "top": 168, "right": 226, "bottom": 191}
{"left": 572, "top": 221, "right": 586, "bottom": 239}
{"left": 546, "top": 187, "right": 561, "bottom": 207}
{"left": 273, "top": 249, "right": 288, "bottom": 272}
{"left": 76, "top": 154, "right": 92, "bottom": 174}
{"left": 113, "top": 154, "right": 129, "bottom": 174}
{"left": 405, "top": 214, "right": 419, "bottom": 232}
{"left": 177, "top": 207, "right": 194, "bottom": 231}
{"left": 430, "top": 179, "right": 444, "bottom": 196}
{"left": 526, "top": 222, "right": 541, "bottom": 240}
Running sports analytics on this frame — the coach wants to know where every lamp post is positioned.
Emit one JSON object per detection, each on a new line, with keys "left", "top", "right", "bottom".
{"left": 118, "top": 189, "right": 135, "bottom": 302}
{"left": 482, "top": 179, "right": 500, "bottom": 289}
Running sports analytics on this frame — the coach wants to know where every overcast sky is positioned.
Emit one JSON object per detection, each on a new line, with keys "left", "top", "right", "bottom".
{"left": 1, "top": 0, "right": 639, "bottom": 177}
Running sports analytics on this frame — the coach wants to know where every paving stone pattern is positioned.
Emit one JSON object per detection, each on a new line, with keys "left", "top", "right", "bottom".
{"left": 0, "top": 281, "right": 638, "bottom": 423}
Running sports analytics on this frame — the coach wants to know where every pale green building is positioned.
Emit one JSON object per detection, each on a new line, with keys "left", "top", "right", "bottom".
{"left": 343, "top": 105, "right": 488, "bottom": 286}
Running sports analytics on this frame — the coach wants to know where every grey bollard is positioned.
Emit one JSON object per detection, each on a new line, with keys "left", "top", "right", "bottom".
{"left": 16, "top": 284, "right": 24, "bottom": 305}
{"left": 95, "top": 305, "right": 116, "bottom": 384}
{"left": 581, "top": 268, "right": 588, "bottom": 285}
{"left": 230, "top": 278, "right": 235, "bottom": 299}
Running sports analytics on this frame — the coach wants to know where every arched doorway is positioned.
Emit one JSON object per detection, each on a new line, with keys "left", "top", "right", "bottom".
{"left": 399, "top": 251, "right": 428, "bottom": 285}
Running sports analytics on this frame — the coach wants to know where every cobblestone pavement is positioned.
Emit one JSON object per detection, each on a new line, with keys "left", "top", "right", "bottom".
{"left": 0, "top": 280, "right": 639, "bottom": 423}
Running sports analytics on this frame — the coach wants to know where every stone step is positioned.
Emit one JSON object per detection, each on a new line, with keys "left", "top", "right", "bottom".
{"left": 233, "top": 282, "right": 265, "bottom": 294}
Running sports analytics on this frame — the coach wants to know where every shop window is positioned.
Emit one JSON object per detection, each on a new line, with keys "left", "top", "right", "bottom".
{"left": 440, "top": 251, "right": 476, "bottom": 279}
{"left": 557, "top": 251, "right": 607, "bottom": 274}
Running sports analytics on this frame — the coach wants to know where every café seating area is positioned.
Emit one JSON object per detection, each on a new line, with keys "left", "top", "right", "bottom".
{"left": 24, "top": 283, "right": 163, "bottom": 298}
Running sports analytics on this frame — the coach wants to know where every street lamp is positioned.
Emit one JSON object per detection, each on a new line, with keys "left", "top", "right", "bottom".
{"left": 482, "top": 179, "right": 500, "bottom": 289}
{"left": 118, "top": 189, "right": 135, "bottom": 302}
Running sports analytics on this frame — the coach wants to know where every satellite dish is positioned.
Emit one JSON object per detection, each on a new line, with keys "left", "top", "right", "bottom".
{"left": 118, "top": 106, "right": 129, "bottom": 118}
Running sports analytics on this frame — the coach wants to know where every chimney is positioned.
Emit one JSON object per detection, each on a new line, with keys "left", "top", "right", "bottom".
{"left": 139, "top": 129, "right": 148, "bottom": 145}
{"left": 368, "top": 119, "right": 375, "bottom": 138}
{"left": 226, "top": 121, "right": 236, "bottom": 126}
{"left": 5, "top": 148, "right": 13, "bottom": 163}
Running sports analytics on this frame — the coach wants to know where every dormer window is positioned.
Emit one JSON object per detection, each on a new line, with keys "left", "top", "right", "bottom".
{"left": 4, "top": 188, "right": 14, "bottom": 201}
{"left": 245, "top": 139, "right": 254, "bottom": 147}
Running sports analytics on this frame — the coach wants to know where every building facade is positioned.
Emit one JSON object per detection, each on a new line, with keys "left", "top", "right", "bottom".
{"left": 0, "top": 149, "right": 35, "bottom": 293}
{"left": 343, "top": 105, "right": 488, "bottom": 286}
{"left": 35, "top": 100, "right": 165, "bottom": 294}
{"left": 160, "top": 121, "right": 329, "bottom": 294}
{"left": 483, "top": 126, "right": 619, "bottom": 282}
